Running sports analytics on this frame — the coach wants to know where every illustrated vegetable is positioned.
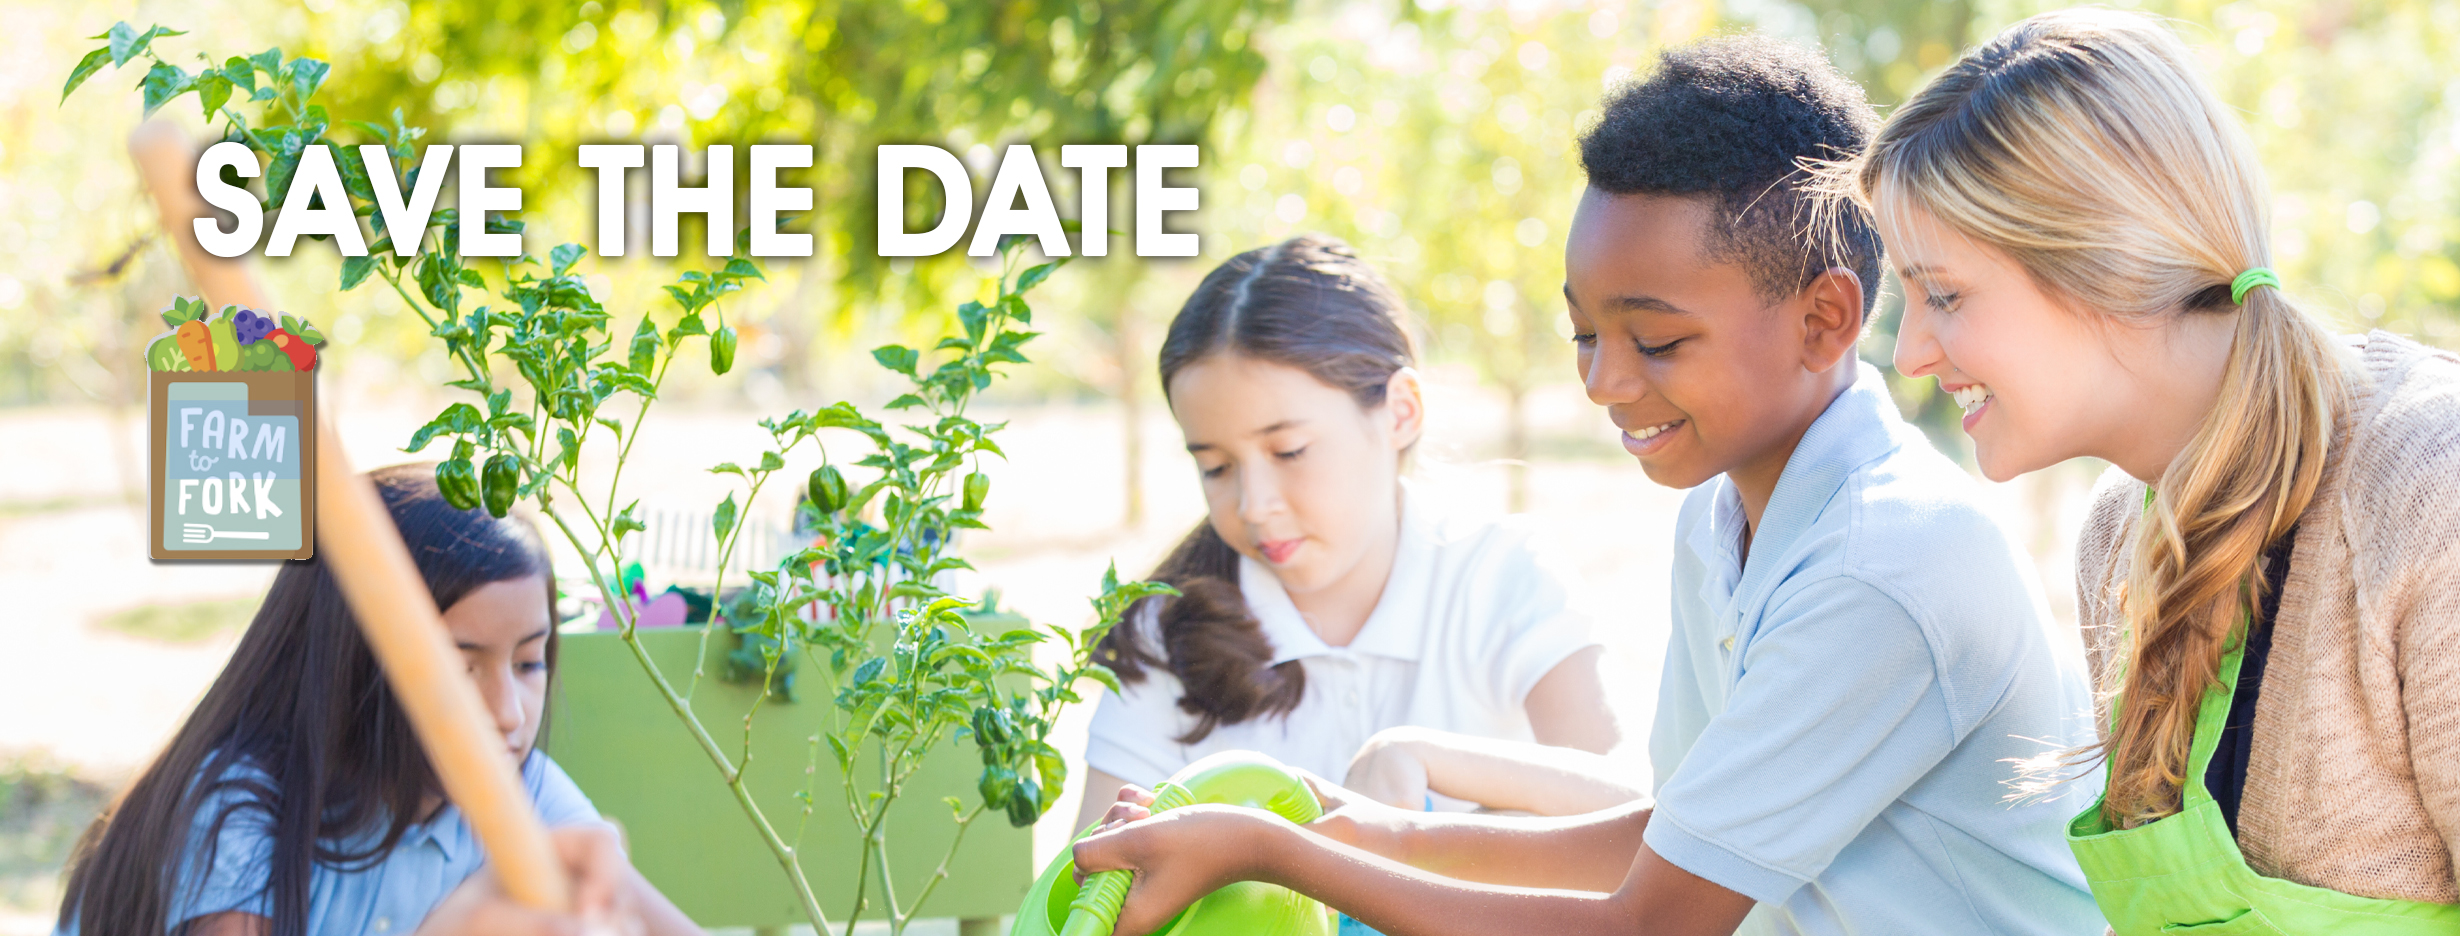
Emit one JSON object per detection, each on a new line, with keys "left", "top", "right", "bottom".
{"left": 175, "top": 320, "right": 216, "bottom": 370}
{"left": 266, "top": 329, "right": 317, "bottom": 370}
{"left": 481, "top": 453, "right": 519, "bottom": 518}
{"left": 238, "top": 341, "right": 292, "bottom": 371}
{"left": 146, "top": 334, "right": 190, "bottom": 371}
{"left": 207, "top": 317, "right": 240, "bottom": 372}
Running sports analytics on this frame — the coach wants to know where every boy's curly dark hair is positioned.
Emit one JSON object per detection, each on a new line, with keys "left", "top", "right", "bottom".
{"left": 1579, "top": 34, "right": 1882, "bottom": 312}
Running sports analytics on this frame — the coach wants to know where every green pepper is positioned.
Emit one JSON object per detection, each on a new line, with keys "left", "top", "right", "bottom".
{"left": 1004, "top": 777, "right": 1042, "bottom": 828}
{"left": 807, "top": 464, "right": 849, "bottom": 515}
{"left": 963, "top": 471, "right": 989, "bottom": 511}
{"left": 710, "top": 325, "right": 738, "bottom": 375}
{"left": 436, "top": 457, "right": 482, "bottom": 511}
{"left": 977, "top": 764, "right": 1017, "bottom": 810}
{"left": 481, "top": 453, "right": 520, "bottom": 518}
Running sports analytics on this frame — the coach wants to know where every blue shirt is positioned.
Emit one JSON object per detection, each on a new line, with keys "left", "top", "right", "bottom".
{"left": 57, "top": 753, "right": 599, "bottom": 936}
{"left": 1646, "top": 364, "right": 2104, "bottom": 936}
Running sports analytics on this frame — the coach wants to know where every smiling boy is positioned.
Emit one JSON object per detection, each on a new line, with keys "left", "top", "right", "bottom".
{"left": 1072, "top": 36, "right": 2104, "bottom": 936}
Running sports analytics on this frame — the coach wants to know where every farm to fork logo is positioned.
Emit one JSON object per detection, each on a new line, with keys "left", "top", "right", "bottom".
{"left": 146, "top": 297, "right": 322, "bottom": 561}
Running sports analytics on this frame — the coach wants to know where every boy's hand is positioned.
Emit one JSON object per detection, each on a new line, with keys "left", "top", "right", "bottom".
{"left": 1071, "top": 804, "right": 1285, "bottom": 936}
{"left": 418, "top": 824, "right": 641, "bottom": 936}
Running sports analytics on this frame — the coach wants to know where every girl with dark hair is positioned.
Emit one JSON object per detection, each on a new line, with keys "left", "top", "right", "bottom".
{"left": 53, "top": 464, "right": 697, "bottom": 936}
{"left": 1076, "top": 234, "right": 1625, "bottom": 833}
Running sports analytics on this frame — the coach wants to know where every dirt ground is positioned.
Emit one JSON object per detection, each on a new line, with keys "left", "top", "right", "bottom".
{"left": 0, "top": 370, "right": 2099, "bottom": 934}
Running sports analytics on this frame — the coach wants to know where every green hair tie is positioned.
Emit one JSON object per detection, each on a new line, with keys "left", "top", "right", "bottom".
{"left": 2231, "top": 267, "right": 2280, "bottom": 304}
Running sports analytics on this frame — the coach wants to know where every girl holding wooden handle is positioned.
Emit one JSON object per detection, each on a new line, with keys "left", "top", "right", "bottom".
{"left": 52, "top": 467, "right": 695, "bottom": 936}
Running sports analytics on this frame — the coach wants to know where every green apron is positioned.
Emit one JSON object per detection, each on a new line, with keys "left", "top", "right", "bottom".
{"left": 2065, "top": 620, "right": 2460, "bottom": 934}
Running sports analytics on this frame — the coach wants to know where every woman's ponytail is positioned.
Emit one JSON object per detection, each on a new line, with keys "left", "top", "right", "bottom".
{"left": 1835, "top": 9, "right": 2357, "bottom": 824}
{"left": 2109, "top": 286, "right": 2343, "bottom": 824}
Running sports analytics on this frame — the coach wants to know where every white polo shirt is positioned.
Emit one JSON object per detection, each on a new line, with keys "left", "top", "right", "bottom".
{"left": 1085, "top": 487, "right": 1599, "bottom": 787}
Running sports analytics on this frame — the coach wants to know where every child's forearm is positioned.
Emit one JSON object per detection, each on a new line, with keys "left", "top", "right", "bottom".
{"left": 1406, "top": 730, "right": 1647, "bottom": 815}
{"left": 1335, "top": 799, "right": 1651, "bottom": 892}
{"left": 1256, "top": 819, "right": 1747, "bottom": 936}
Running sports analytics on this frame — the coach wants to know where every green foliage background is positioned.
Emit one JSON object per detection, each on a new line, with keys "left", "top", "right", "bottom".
{"left": 5, "top": 0, "right": 2456, "bottom": 484}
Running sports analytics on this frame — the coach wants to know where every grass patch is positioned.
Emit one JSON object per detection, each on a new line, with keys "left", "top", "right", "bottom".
{"left": 92, "top": 597, "right": 258, "bottom": 643}
{"left": 0, "top": 758, "right": 111, "bottom": 918}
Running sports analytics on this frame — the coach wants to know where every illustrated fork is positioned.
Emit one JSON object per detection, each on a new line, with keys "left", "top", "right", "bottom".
{"left": 183, "top": 523, "right": 271, "bottom": 543}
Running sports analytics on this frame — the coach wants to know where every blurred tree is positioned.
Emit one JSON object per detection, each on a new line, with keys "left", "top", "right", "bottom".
{"left": 295, "top": 0, "right": 1291, "bottom": 525}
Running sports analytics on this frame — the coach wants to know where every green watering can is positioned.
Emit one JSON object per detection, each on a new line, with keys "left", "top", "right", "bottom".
{"left": 1013, "top": 751, "right": 1339, "bottom": 936}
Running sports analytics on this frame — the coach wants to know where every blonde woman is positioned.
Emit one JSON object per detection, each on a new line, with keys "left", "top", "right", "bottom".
{"left": 1838, "top": 9, "right": 2460, "bottom": 933}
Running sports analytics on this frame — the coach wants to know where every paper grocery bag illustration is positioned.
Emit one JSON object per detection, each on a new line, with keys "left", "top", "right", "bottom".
{"left": 145, "top": 299, "right": 324, "bottom": 561}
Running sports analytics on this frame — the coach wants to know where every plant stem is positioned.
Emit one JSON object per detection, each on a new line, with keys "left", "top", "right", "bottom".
{"left": 898, "top": 805, "right": 988, "bottom": 934}
{"left": 541, "top": 503, "right": 834, "bottom": 935}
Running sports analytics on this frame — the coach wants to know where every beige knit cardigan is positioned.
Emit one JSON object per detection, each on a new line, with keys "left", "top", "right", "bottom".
{"left": 2074, "top": 330, "right": 2460, "bottom": 903}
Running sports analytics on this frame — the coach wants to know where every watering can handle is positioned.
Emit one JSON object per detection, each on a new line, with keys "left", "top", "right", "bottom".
{"left": 1061, "top": 781, "right": 1196, "bottom": 936}
{"left": 1060, "top": 764, "right": 1322, "bottom": 936}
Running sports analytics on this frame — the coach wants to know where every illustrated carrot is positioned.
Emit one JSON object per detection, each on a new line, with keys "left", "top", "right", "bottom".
{"left": 175, "top": 319, "right": 216, "bottom": 370}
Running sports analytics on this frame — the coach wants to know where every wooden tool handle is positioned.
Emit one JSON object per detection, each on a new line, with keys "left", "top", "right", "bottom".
{"left": 313, "top": 417, "right": 572, "bottom": 911}
{"left": 128, "top": 118, "right": 571, "bottom": 912}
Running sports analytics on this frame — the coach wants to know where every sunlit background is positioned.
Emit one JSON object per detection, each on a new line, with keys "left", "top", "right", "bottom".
{"left": 3, "top": 0, "right": 2456, "bottom": 932}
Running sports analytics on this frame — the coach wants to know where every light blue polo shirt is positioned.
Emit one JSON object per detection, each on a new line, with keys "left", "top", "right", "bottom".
{"left": 56, "top": 752, "right": 599, "bottom": 936}
{"left": 1646, "top": 363, "right": 2104, "bottom": 936}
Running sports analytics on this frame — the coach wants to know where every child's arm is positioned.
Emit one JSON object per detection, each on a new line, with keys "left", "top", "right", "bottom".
{"left": 1071, "top": 803, "right": 1754, "bottom": 936}
{"left": 1343, "top": 726, "right": 1645, "bottom": 816}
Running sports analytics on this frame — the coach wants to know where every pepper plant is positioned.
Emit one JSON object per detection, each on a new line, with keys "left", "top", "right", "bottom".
{"left": 70, "top": 26, "right": 1170, "bottom": 935}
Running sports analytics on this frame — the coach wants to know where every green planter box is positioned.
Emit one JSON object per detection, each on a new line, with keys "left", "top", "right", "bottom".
{"left": 547, "top": 627, "right": 1029, "bottom": 930}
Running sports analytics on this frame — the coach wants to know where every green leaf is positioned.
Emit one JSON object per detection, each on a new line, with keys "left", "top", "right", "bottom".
{"left": 139, "top": 62, "right": 192, "bottom": 117}
{"left": 1015, "top": 260, "right": 1060, "bottom": 293}
{"left": 551, "top": 243, "right": 586, "bottom": 277}
{"left": 340, "top": 255, "right": 378, "bottom": 292}
{"left": 872, "top": 344, "right": 919, "bottom": 376}
{"left": 1081, "top": 662, "right": 1124, "bottom": 696}
{"left": 758, "top": 451, "right": 785, "bottom": 472}
{"left": 223, "top": 55, "right": 257, "bottom": 95}
{"left": 406, "top": 402, "right": 482, "bottom": 453}
{"left": 628, "top": 315, "right": 660, "bottom": 376}
{"left": 194, "top": 69, "right": 231, "bottom": 119}
{"left": 62, "top": 47, "right": 112, "bottom": 102}
{"left": 712, "top": 492, "right": 739, "bottom": 541}
{"left": 722, "top": 257, "right": 765, "bottom": 281}
{"left": 709, "top": 462, "right": 745, "bottom": 476}
{"left": 286, "top": 58, "right": 330, "bottom": 101}
{"left": 103, "top": 23, "right": 140, "bottom": 66}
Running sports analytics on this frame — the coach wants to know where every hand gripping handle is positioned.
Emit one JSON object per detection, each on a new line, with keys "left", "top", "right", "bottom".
{"left": 1060, "top": 753, "right": 1323, "bottom": 936}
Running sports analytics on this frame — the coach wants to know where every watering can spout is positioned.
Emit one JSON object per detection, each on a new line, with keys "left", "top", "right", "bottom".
{"left": 1013, "top": 751, "right": 1335, "bottom": 936}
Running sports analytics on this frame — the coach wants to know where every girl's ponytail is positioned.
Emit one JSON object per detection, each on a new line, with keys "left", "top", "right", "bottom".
{"left": 1097, "top": 522, "right": 1307, "bottom": 743}
{"left": 1092, "top": 233, "right": 1415, "bottom": 742}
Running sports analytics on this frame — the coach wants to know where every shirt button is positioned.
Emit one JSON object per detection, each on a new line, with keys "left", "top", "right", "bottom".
{"left": 1719, "top": 636, "right": 1735, "bottom": 652}
{"left": 375, "top": 918, "right": 391, "bottom": 933}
